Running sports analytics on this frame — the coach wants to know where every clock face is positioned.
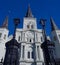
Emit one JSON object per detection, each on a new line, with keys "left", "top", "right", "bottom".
{"left": 28, "top": 21, "right": 33, "bottom": 25}
{"left": 25, "top": 31, "right": 34, "bottom": 38}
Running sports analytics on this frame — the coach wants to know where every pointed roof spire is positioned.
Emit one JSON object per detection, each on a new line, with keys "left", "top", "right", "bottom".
{"left": 25, "top": 4, "right": 34, "bottom": 17}
{"left": 50, "top": 17, "right": 58, "bottom": 31}
{"left": 2, "top": 16, "right": 8, "bottom": 29}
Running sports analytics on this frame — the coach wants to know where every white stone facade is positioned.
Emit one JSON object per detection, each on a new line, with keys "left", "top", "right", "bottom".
{"left": 0, "top": 6, "right": 60, "bottom": 65}
{"left": 51, "top": 30, "right": 60, "bottom": 59}
{"left": 0, "top": 28, "right": 9, "bottom": 61}
{"left": 0, "top": 16, "right": 44, "bottom": 65}
{"left": 15, "top": 17, "right": 44, "bottom": 65}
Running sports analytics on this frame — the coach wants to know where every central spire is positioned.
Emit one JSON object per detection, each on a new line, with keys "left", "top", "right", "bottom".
{"left": 25, "top": 4, "right": 34, "bottom": 17}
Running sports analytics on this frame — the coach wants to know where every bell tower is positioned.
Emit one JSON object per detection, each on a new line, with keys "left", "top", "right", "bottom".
{"left": 0, "top": 16, "right": 9, "bottom": 62}
{"left": 16, "top": 5, "right": 44, "bottom": 65}
{"left": 23, "top": 5, "right": 37, "bottom": 29}
{"left": 50, "top": 17, "right": 60, "bottom": 59}
{"left": 3, "top": 18, "right": 20, "bottom": 65}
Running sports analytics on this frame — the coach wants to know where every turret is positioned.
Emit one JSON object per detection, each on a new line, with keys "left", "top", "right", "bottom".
{"left": 0, "top": 16, "right": 9, "bottom": 62}
{"left": 3, "top": 18, "right": 20, "bottom": 65}
{"left": 50, "top": 17, "right": 60, "bottom": 63}
{"left": 40, "top": 19, "right": 55, "bottom": 65}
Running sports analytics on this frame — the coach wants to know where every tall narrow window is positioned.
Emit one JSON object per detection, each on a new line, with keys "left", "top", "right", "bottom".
{"left": 28, "top": 52, "right": 30, "bottom": 58}
{"left": 27, "top": 38, "right": 28, "bottom": 42}
{"left": 27, "top": 25, "right": 29, "bottom": 29}
{"left": 31, "top": 25, "right": 33, "bottom": 29}
{"left": 30, "top": 39, "right": 31, "bottom": 42}
{"left": 37, "top": 46, "right": 40, "bottom": 59}
{"left": 24, "top": 33, "right": 25, "bottom": 41}
{"left": 4, "top": 34, "right": 6, "bottom": 39}
{"left": 41, "top": 37, "right": 43, "bottom": 42}
{"left": 22, "top": 46, "right": 25, "bottom": 58}
{"left": 0, "top": 33, "right": 2, "bottom": 38}
{"left": 18, "top": 36, "right": 20, "bottom": 41}
{"left": 32, "top": 51, "right": 34, "bottom": 59}
{"left": 36, "top": 33, "right": 38, "bottom": 42}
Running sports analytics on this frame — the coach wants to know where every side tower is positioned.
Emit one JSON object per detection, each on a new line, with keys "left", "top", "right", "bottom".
{"left": 16, "top": 5, "right": 44, "bottom": 65}
{"left": 50, "top": 17, "right": 60, "bottom": 60}
{"left": 0, "top": 16, "right": 9, "bottom": 62}
{"left": 3, "top": 18, "right": 20, "bottom": 65}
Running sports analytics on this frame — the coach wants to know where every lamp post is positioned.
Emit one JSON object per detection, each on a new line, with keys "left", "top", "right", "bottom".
{"left": 40, "top": 19, "right": 47, "bottom": 41}
{"left": 13, "top": 18, "right": 20, "bottom": 39}
{"left": 3, "top": 18, "right": 20, "bottom": 65}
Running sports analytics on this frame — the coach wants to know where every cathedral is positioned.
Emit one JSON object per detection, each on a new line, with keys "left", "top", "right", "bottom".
{"left": 0, "top": 5, "right": 60, "bottom": 65}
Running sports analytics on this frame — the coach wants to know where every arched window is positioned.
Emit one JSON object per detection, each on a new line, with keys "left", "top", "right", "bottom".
{"left": 28, "top": 52, "right": 30, "bottom": 58}
{"left": 18, "top": 36, "right": 20, "bottom": 41}
{"left": 31, "top": 25, "right": 33, "bottom": 29}
{"left": 27, "top": 25, "right": 29, "bottom": 29}
{"left": 37, "top": 46, "right": 40, "bottom": 59}
{"left": 32, "top": 51, "right": 34, "bottom": 59}
{"left": 4, "top": 34, "right": 6, "bottom": 39}
{"left": 30, "top": 39, "right": 31, "bottom": 42}
{"left": 41, "top": 37, "right": 43, "bottom": 42}
{"left": 22, "top": 46, "right": 25, "bottom": 58}
{"left": 0, "top": 33, "right": 2, "bottom": 38}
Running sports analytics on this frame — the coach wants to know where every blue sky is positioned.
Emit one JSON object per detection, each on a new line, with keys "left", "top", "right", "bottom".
{"left": 0, "top": 0, "right": 60, "bottom": 35}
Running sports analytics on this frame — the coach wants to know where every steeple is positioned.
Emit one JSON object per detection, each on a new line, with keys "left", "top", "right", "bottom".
{"left": 50, "top": 17, "right": 58, "bottom": 31}
{"left": 25, "top": 4, "right": 34, "bottom": 17}
{"left": 2, "top": 16, "right": 8, "bottom": 29}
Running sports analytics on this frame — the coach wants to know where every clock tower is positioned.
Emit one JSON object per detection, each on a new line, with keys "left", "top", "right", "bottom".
{"left": 16, "top": 5, "right": 44, "bottom": 65}
{"left": 23, "top": 5, "right": 37, "bottom": 30}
